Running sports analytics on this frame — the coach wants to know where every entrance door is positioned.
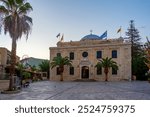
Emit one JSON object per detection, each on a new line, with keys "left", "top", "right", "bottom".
{"left": 82, "top": 66, "right": 89, "bottom": 79}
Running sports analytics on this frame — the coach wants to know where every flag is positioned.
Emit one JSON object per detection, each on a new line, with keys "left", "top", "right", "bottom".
{"left": 117, "top": 27, "right": 121, "bottom": 33}
{"left": 99, "top": 31, "right": 107, "bottom": 39}
{"left": 60, "top": 34, "right": 64, "bottom": 42}
{"left": 56, "top": 33, "right": 60, "bottom": 38}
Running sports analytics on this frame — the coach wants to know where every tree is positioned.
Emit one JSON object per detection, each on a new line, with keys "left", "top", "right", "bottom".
{"left": 126, "top": 20, "right": 142, "bottom": 57}
{"left": 0, "top": 0, "right": 33, "bottom": 90}
{"left": 16, "top": 62, "right": 25, "bottom": 77}
{"left": 95, "top": 57, "right": 118, "bottom": 81}
{"left": 145, "top": 38, "right": 150, "bottom": 68}
{"left": 39, "top": 60, "right": 50, "bottom": 78}
{"left": 126, "top": 20, "right": 149, "bottom": 80}
{"left": 132, "top": 52, "right": 148, "bottom": 80}
{"left": 50, "top": 56, "right": 72, "bottom": 81}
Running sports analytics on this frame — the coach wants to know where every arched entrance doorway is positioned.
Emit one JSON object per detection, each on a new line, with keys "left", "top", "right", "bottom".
{"left": 82, "top": 66, "right": 89, "bottom": 79}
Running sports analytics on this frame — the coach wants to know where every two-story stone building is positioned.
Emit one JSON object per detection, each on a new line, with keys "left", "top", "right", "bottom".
{"left": 49, "top": 34, "right": 131, "bottom": 81}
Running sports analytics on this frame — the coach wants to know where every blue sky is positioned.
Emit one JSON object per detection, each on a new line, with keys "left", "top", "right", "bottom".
{"left": 0, "top": 0, "right": 150, "bottom": 59}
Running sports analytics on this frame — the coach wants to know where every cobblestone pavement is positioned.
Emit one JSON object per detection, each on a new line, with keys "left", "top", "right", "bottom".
{"left": 0, "top": 81, "right": 150, "bottom": 100}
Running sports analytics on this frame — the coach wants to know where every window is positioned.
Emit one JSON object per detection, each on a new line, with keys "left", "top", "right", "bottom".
{"left": 112, "top": 50, "right": 117, "bottom": 58}
{"left": 82, "top": 52, "right": 88, "bottom": 58}
{"left": 70, "top": 67, "right": 74, "bottom": 75}
{"left": 97, "top": 67, "right": 102, "bottom": 75}
{"left": 112, "top": 67, "right": 117, "bottom": 75}
{"left": 70, "top": 52, "right": 74, "bottom": 60}
{"left": 57, "top": 53, "right": 61, "bottom": 57}
{"left": 96, "top": 51, "right": 102, "bottom": 59}
{"left": 56, "top": 67, "right": 61, "bottom": 75}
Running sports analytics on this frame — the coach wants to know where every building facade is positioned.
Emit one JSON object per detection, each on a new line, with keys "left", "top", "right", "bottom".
{"left": 20, "top": 57, "right": 48, "bottom": 79}
{"left": 49, "top": 34, "right": 131, "bottom": 81}
{"left": 0, "top": 47, "right": 20, "bottom": 79}
{"left": 20, "top": 57, "right": 47, "bottom": 69}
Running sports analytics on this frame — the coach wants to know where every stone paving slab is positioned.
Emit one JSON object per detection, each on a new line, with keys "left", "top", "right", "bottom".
{"left": 0, "top": 81, "right": 150, "bottom": 100}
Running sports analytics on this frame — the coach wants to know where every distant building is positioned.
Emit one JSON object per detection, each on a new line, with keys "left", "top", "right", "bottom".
{"left": 20, "top": 57, "right": 47, "bottom": 69}
{"left": 0, "top": 47, "right": 20, "bottom": 79}
{"left": 20, "top": 57, "right": 48, "bottom": 80}
{"left": 49, "top": 33, "right": 131, "bottom": 81}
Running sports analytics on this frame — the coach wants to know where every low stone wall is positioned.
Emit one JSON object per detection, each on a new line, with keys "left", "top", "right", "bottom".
{"left": 0, "top": 80, "right": 9, "bottom": 91}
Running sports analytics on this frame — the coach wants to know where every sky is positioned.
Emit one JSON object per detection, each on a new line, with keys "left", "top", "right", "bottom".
{"left": 0, "top": 0, "right": 150, "bottom": 60}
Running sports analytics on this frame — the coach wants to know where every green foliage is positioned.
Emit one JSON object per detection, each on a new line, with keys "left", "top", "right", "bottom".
{"left": 17, "top": 63, "right": 25, "bottom": 72}
{"left": 0, "top": 0, "right": 33, "bottom": 40}
{"left": 39, "top": 60, "right": 50, "bottom": 72}
{"left": 39, "top": 60, "right": 50, "bottom": 78}
{"left": 95, "top": 57, "right": 118, "bottom": 70}
{"left": 126, "top": 20, "right": 149, "bottom": 80}
{"left": 22, "top": 72, "right": 31, "bottom": 79}
{"left": 95, "top": 57, "right": 118, "bottom": 81}
{"left": 16, "top": 63, "right": 25, "bottom": 78}
{"left": 50, "top": 56, "right": 72, "bottom": 69}
{"left": 132, "top": 54, "right": 148, "bottom": 80}
{"left": 126, "top": 20, "right": 142, "bottom": 56}
{"left": 50, "top": 56, "right": 72, "bottom": 81}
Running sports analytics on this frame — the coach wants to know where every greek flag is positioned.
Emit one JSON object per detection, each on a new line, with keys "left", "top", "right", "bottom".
{"left": 99, "top": 31, "right": 107, "bottom": 39}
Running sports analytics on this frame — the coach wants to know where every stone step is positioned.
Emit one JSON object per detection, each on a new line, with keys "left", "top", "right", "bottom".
{"left": 74, "top": 79, "right": 97, "bottom": 82}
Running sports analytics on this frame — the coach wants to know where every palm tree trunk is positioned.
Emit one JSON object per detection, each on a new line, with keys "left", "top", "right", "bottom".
{"left": 105, "top": 73, "right": 108, "bottom": 81}
{"left": 59, "top": 66, "right": 64, "bottom": 81}
{"left": 9, "top": 38, "right": 17, "bottom": 90}
{"left": 60, "top": 72, "right": 63, "bottom": 81}
{"left": 104, "top": 68, "right": 109, "bottom": 82}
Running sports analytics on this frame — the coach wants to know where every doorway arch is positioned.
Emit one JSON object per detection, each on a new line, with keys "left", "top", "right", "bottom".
{"left": 82, "top": 66, "right": 89, "bottom": 79}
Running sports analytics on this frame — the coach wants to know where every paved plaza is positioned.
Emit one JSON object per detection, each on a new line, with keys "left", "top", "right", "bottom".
{"left": 0, "top": 81, "right": 150, "bottom": 100}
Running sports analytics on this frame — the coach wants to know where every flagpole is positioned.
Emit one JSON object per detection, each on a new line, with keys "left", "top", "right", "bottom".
{"left": 120, "top": 26, "right": 122, "bottom": 37}
{"left": 59, "top": 36, "right": 60, "bottom": 42}
{"left": 120, "top": 31, "right": 121, "bottom": 37}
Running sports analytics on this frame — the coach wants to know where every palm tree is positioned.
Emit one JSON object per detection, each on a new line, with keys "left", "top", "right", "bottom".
{"left": 95, "top": 57, "right": 118, "bottom": 81}
{"left": 50, "top": 56, "right": 72, "bottom": 81}
{"left": 39, "top": 60, "right": 50, "bottom": 78}
{"left": 0, "top": 0, "right": 33, "bottom": 90}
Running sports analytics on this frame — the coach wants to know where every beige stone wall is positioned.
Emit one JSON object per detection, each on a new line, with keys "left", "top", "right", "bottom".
{"left": 0, "top": 48, "right": 20, "bottom": 79}
{"left": 50, "top": 38, "right": 131, "bottom": 81}
{"left": 0, "top": 48, "right": 7, "bottom": 66}
{"left": 0, "top": 47, "right": 20, "bottom": 66}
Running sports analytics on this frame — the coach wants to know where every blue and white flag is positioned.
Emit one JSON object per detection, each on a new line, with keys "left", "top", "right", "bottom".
{"left": 99, "top": 31, "right": 107, "bottom": 39}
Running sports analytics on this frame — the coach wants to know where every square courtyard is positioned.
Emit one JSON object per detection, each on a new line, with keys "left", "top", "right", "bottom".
{"left": 0, "top": 81, "right": 150, "bottom": 100}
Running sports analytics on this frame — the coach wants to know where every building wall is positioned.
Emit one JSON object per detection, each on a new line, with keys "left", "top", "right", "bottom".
{"left": 0, "top": 48, "right": 8, "bottom": 66}
{"left": 49, "top": 38, "right": 131, "bottom": 81}
{"left": 0, "top": 47, "right": 20, "bottom": 79}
